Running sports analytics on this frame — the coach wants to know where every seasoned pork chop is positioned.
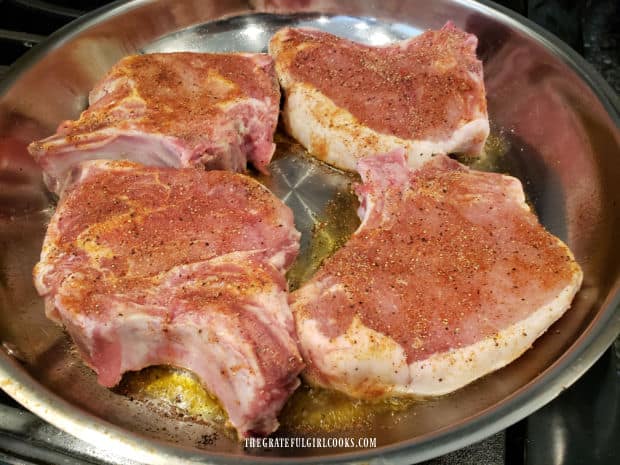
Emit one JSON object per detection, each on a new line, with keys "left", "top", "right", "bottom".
{"left": 34, "top": 160, "right": 303, "bottom": 437}
{"left": 29, "top": 52, "right": 281, "bottom": 194}
{"left": 292, "top": 150, "right": 582, "bottom": 398}
{"left": 269, "top": 24, "right": 489, "bottom": 173}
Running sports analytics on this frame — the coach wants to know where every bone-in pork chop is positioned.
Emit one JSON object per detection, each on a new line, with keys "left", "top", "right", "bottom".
{"left": 291, "top": 150, "right": 582, "bottom": 398}
{"left": 34, "top": 160, "right": 303, "bottom": 437}
{"left": 269, "top": 24, "right": 489, "bottom": 173}
{"left": 29, "top": 52, "right": 281, "bottom": 194}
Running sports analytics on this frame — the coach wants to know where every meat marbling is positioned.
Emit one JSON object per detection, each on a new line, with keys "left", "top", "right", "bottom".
{"left": 34, "top": 160, "right": 303, "bottom": 437}
{"left": 29, "top": 52, "right": 281, "bottom": 194}
{"left": 291, "top": 149, "right": 582, "bottom": 398}
{"left": 269, "top": 24, "right": 489, "bottom": 173}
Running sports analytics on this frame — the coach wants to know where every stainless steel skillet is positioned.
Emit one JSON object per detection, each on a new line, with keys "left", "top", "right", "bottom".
{"left": 0, "top": 1, "right": 619, "bottom": 464}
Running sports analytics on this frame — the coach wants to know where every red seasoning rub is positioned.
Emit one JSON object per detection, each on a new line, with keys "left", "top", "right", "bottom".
{"left": 291, "top": 149, "right": 582, "bottom": 399}
{"left": 33, "top": 160, "right": 302, "bottom": 438}
{"left": 29, "top": 52, "right": 281, "bottom": 194}
{"left": 269, "top": 23, "right": 489, "bottom": 172}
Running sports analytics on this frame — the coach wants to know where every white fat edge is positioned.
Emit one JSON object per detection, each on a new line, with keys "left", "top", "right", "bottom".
{"left": 33, "top": 250, "right": 86, "bottom": 296}
{"left": 237, "top": 51, "right": 271, "bottom": 61}
{"left": 243, "top": 299, "right": 298, "bottom": 351}
{"left": 55, "top": 271, "right": 268, "bottom": 417}
{"left": 410, "top": 117, "right": 489, "bottom": 159}
{"left": 51, "top": 158, "right": 144, "bottom": 198}
{"left": 32, "top": 261, "right": 55, "bottom": 295}
{"left": 290, "top": 278, "right": 332, "bottom": 312}
{"left": 283, "top": 84, "right": 490, "bottom": 173}
{"left": 504, "top": 175, "right": 529, "bottom": 209}
{"left": 88, "top": 73, "right": 132, "bottom": 105}
{"left": 355, "top": 193, "right": 376, "bottom": 233}
{"left": 267, "top": 249, "right": 288, "bottom": 271}
{"left": 159, "top": 249, "right": 290, "bottom": 382}
{"left": 290, "top": 278, "right": 346, "bottom": 319}
{"left": 174, "top": 310, "right": 267, "bottom": 416}
{"left": 462, "top": 166, "right": 530, "bottom": 212}
{"left": 33, "top": 215, "right": 62, "bottom": 295}
{"left": 217, "top": 96, "right": 272, "bottom": 117}
{"left": 114, "top": 308, "right": 167, "bottom": 373}
{"left": 168, "top": 254, "right": 276, "bottom": 406}
{"left": 467, "top": 70, "right": 482, "bottom": 83}
{"left": 55, "top": 291, "right": 166, "bottom": 366}
{"left": 42, "top": 129, "right": 186, "bottom": 167}
{"left": 243, "top": 288, "right": 295, "bottom": 336}
{"left": 126, "top": 294, "right": 269, "bottom": 417}
{"left": 294, "top": 281, "right": 410, "bottom": 396}
{"left": 294, "top": 238, "right": 582, "bottom": 398}
{"left": 177, "top": 244, "right": 292, "bottom": 283}
{"left": 204, "top": 68, "right": 239, "bottom": 95}
{"left": 299, "top": 315, "right": 410, "bottom": 397}
{"left": 168, "top": 249, "right": 267, "bottom": 272}
{"left": 156, "top": 250, "right": 262, "bottom": 285}
{"left": 34, "top": 200, "right": 93, "bottom": 297}
{"left": 215, "top": 253, "right": 297, "bottom": 346}
{"left": 274, "top": 60, "right": 293, "bottom": 89}
{"left": 41, "top": 131, "right": 185, "bottom": 196}
{"left": 269, "top": 35, "right": 315, "bottom": 90}
{"left": 215, "top": 98, "right": 279, "bottom": 164}
{"left": 399, "top": 269, "right": 583, "bottom": 396}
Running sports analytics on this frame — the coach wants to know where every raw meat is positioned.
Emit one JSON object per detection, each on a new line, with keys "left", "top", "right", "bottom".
{"left": 291, "top": 149, "right": 582, "bottom": 398}
{"left": 34, "top": 160, "right": 303, "bottom": 437}
{"left": 29, "top": 52, "right": 281, "bottom": 194}
{"left": 269, "top": 24, "right": 489, "bottom": 172}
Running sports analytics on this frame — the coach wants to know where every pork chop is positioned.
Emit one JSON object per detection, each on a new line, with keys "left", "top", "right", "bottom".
{"left": 28, "top": 52, "right": 281, "bottom": 194}
{"left": 291, "top": 149, "right": 582, "bottom": 398}
{"left": 269, "top": 24, "right": 489, "bottom": 173}
{"left": 34, "top": 160, "right": 303, "bottom": 437}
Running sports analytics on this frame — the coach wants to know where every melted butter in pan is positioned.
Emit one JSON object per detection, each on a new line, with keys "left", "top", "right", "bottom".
{"left": 119, "top": 367, "right": 228, "bottom": 428}
{"left": 279, "top": 385, "right": 416, "bottom": 434}
{"left": 286, "top": 191, "right": 360, "bottom": 290}
{"left": 120, "top": 366, "right": 416, "bottom": 434}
